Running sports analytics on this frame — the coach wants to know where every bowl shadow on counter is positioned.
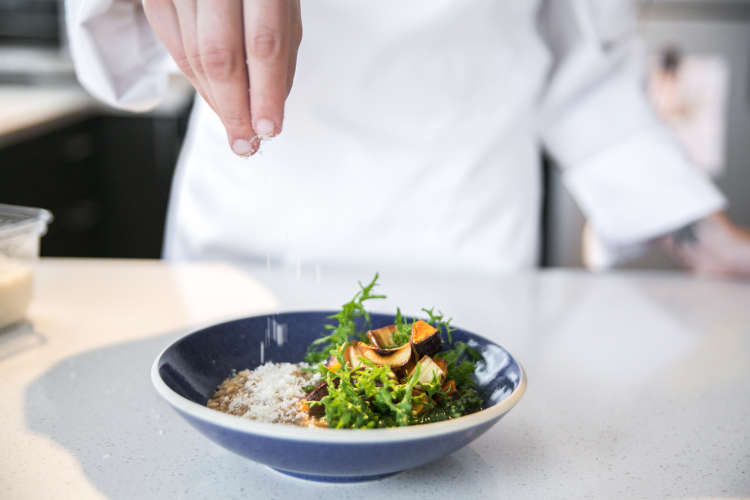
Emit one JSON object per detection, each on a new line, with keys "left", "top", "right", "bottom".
{"left": 24, "top": 329, "right": 527, "bottom": 499}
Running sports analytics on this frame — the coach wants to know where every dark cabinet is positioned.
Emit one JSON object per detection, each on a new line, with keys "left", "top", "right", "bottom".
{"left": 0, "top": 104, "right": 191, "bottom": 258}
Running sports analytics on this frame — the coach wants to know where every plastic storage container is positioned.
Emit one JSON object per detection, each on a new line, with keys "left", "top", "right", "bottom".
{"left": 0, "top": 204, "right": 52, "bottom": 330}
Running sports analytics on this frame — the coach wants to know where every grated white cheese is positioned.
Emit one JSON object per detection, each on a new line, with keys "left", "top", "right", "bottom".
{"left": 222, "top": 362, "right": 320, "bottom": 425}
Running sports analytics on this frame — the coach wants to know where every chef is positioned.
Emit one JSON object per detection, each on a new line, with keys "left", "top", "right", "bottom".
{"left": 65, "top": 0, "right": 750, "bottom": 275}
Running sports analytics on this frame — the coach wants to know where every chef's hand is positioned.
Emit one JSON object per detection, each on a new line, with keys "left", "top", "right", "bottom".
{"left": 661, "top": 212, "right": 750, "bottom": 278}
{"left": 142, "top": 0, "right": 302, "bottom": 156}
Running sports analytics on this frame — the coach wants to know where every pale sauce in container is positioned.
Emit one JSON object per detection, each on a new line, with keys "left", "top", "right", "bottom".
{"left": 0, "top": 256, "right": 33, "bottom": 329}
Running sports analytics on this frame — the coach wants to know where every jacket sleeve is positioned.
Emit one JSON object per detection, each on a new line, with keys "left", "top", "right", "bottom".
{"left": 537, "top": 0, "right": 725, "bottom": 246}
{"left": 65, "top": 0, "right": 173, "bottom": 111}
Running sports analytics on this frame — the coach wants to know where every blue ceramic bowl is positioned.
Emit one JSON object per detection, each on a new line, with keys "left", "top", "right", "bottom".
{"left": 151, "top": 311, "right": 526, "bottom": 482}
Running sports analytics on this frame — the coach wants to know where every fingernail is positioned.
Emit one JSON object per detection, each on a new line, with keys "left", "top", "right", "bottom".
{"left": 255, "top": 118, "right": 275, "bottom": 138}
{"left": 232, "top": 138, "right": 256, "bottom": 156}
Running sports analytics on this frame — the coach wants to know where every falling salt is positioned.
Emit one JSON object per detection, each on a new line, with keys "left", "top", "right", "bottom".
{"left": 102, "top": 454, "right": 111, "bottom": 459}
{"left": 265, "top": 316, "right": 287, "bottom": 346}
{"left": 276, "top": 323, "right": 286, "bottom": 346}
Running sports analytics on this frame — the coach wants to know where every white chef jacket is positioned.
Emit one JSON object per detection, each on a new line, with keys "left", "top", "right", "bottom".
{"left": 66, "top": 0, "right": 725, "bottom": 273}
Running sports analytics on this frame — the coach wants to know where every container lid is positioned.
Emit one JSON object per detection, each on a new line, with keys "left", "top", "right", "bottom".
{"left": 0, "top": 204, "right": 53, "bottom": 238}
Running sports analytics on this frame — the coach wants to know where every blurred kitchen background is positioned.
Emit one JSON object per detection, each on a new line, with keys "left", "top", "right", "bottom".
{"left": 1, "top": 0, "right": 748, "bottom": 268}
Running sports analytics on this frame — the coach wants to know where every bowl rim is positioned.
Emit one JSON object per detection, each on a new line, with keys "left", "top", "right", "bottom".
{"left": 151, "top": 310, "right": 527, "bottom": 443}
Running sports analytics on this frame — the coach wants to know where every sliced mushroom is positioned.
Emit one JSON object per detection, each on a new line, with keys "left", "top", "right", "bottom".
{"left": 301, "top": 381, "right": 328, "bottom": 418}
{"left": 367, "top": 324, "right": 397, "bottom": 348}
{"left": 394, "top": 353, "right": 417, "bottom": 381}
{"left": 357, "top": 340, "right": 413, "bottom": 367}
{"left": 434, "top": 357, "right": 447, "bottom": 374}
{"left": 343, "top": 343, "right": 364, "bottom": 369}
{"left": 411, "top": 320, "right": 441, "bottom": 358}
{"left": 412, "top": 355, "right": 446, "bottom": 385}
{"left": 441, "top": 379, "right": 458, "bottom": 397}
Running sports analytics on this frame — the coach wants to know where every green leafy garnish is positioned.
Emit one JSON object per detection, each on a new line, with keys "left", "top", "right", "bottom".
{"left": 304, "top": 273, "right": 385, "bottom": 364}
{"left": 382, "top": 307, "right": 411, "bottom": 348}
{"left": 435, "top": 341, "right": 482, "bottom": 389}
{"left": 316, "top": 359, "right": 426, "bottom": 428}
{"left": 302, "top": 274, "right": 485, "bottom": 428}
{"left": 418, "top": 388, "right": 483, "bottom": 423}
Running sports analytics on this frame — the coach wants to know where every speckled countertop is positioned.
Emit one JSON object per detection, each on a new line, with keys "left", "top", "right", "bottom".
{"left": 1, "top": 259, "right": 748, "bottom": 499}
